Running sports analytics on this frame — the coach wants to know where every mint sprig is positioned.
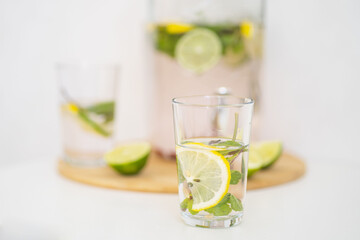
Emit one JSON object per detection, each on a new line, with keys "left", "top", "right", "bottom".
{"left": 210, "top": 113, "right": 248, "bottom": 164}
{"left": 86, "top": 101, "right": 115, "bottom": 123}
{"left": 62, "top": 86, "right": 115, "bottom": 137}
{"left": 205, "top": 193, "right": 243, "bottom": 216}
{"left": 229, "top": 194, "right": 243, "bottom": 211}
{"left": 230, "top": 170, "right": 242, "bottom": 185}
{"left": 212, "top": 141, "right": 248, "bottom": 165}
{"left": 187, "top": 199, "right": 199, "bottom": 215}
{"left": 77, "top": 108, "right": 111, "bottom": 137}
{"left": 180, "top": 198, "right": 189, "bottom": 211}
{"left": 180, "top": 193, "right": 243, "bottom": 217}
{"left": 205, "top": 202, "right": 232, "bottom": 216}
{"left": 232, "top": 113, "right": 239, "bottom": 141}
{"left": 180, "top": 197, "right": 199, "bottom": 215}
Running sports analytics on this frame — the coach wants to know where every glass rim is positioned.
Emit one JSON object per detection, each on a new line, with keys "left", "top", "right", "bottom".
{"left": 172, "top": 95, "right": 254, "bottom": 107}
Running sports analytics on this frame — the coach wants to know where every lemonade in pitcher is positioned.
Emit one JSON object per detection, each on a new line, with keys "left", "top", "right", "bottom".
{"left": 150, "top": 0, "right": 264, "bottom": 157}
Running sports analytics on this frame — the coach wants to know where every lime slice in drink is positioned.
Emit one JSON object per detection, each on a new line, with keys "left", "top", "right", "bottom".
{"left": 250, "top": 141, "right": 283, "bottom": 169}
{"left": 247, "top": 150, "right": 263, "bottom": 178}
{"left": 175, "top": 28, "right": 222, "bottom": 73}
{"left": 176, "top": 146, "right": 231, "bottom": 211}
{"left": 104, "top": 142, "right": 151, "bottom": 175}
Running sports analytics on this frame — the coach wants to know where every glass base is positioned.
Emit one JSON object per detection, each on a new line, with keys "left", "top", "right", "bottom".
{"left": 63, "top": 154, "right": 106, "bottom": 167}
{"left": 181, "top": 212, "right": 243, "bottom": 228}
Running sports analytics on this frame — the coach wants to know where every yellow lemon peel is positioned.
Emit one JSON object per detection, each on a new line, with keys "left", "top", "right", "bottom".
{"left": 240, "top": 21, "right": 254, "bottom": 39}
{"left": 166, "top": 23, "right": 194, "bottom": 34}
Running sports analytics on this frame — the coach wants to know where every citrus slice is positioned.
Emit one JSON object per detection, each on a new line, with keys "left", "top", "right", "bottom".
{"left": 240, "top": 21, "right": 254, "bottom": 39}
{"left": 183, "top": 142, "right": 225, "bottom": 151}
{"left": 166, "top": 23, "right": 194, "bottom": 34}
{"left": 62, "top": 103, "right": 111, "bottom": 137}
{"left": 104, "top": 142, "right": 151, "bottom": 175}
{"left": 176, "top": 147, "right": 230, "bottom": 211}
{"left": 247, "top": 150, "right": 263, "bottom": 178}
{"left": 250, "top": 141, "right": 283, "bottom": 169}
{"left": 175, "top": 28, "right": 222, "bottom": 73}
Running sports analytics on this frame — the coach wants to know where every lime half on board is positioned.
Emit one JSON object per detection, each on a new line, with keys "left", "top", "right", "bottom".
{"left": 247, "top": 150, "right": 263, "bottom": 178}
{"left": 105, "top": 142, "right": 151, "bottom": 175}
{"left": 175, "top": 28, "right": 222, "bottom": 74}
{"left": 248, "top": 141, "right": 283, "bottom": 177}
{"left": 251, "top": 141, "right": 283, "bottom": 169}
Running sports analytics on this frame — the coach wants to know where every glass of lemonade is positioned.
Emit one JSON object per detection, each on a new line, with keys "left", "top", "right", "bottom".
{"left": 150, "top": 0, "right": 264, "bottom": 157}
{"left": 172, "top": 95, "right": 254, "bottom": 228}
{"left": 57, "top": 63, "right": 119, "bottom": 167}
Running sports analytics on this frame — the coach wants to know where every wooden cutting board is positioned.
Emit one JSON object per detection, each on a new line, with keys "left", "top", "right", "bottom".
{"left": 58, "top": 152, "right": 305, "bottom": 193}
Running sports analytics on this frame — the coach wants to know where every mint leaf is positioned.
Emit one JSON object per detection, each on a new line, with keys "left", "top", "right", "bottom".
{"left": 213, "top": 141, "right": 242, "bottom": 148}
{"left": 86, "top": 101, "right": 115, "bottom": 114}
{"left": 187, "top": 199, "right": 199, "bottom": 215}
{"left": 226, "top": 151, "right": 241, "bottom": 164}
{"left": 205, "top": 203, "right": 232, "bottom": 216}
{"left": 208, "top": 139, "right": 221, "bottom": 145}
{"left": 204, "top": 194, "right": 231, "bottom": 216}
{"left": 229, "top": 195, "right": 243, "bottom": 211}
{"left": 213, "top": 141, "right": 248, "bottom": 161}
{"left": 86, "top": 101, "right": 115, "bottom": 123}
{"left": 155, "top": 26, "right": 182, "bottom": 57}
{"left": 218, "top": 193, "right": 231, "bottom": 205}
{"left": 230, "top": 170, "right": 242, "bottom": 185}
{"left": 213, "top": 141, "right": 247, "bottom": 153}
{"left": 180, "top": 198, "right": 189, "bottom": 211}
{"left": 78, "top": 109, "right": 111, "bottom": 137}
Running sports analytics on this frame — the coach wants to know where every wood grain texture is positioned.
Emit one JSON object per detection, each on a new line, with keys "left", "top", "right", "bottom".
{"left": 58, "top": 152, "right": 305, "bottom": 193}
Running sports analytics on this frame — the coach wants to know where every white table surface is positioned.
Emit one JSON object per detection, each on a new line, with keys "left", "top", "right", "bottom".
{"left": 1, "top": 158, "right": 359, "bottom": 240}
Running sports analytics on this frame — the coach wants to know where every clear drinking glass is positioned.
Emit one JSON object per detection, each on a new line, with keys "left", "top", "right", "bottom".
{"left": 172, "top": 95, "right": 254, "bottom": 228}
{"left": 150, "top": 0, "right": 264, "bottom": 157}
{"left": 57, "top": 63, "right": 120, "bottom": 167}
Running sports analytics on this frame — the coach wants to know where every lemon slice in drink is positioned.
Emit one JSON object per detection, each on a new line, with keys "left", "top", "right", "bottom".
{"left": 62, "top": 103, "right": 111, "bottom": 137}
{"left": 105, "top": 142, "right": 151, "bottom": 175}
{"left": 184, "top": 142, "right": 224, "bottom": 151}
{"left": 251, "top": 141, "right": 283, "bottom": 169}
{"left": 176, "top": 146, "right": 231, "bottom": 211}
{"left": 175, "top": 28, "right": 222, "bottom": 74}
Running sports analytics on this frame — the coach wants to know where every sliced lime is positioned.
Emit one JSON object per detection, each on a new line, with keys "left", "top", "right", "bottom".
{"left": 104, "top": 142, "right": 151, "bottom": 175}
{"left": 62, "top": 103, "right": 112, "bottom": 137}
{"left": 247, "top": 150, "right": 263, "bottom": 178}
{"left": 175, "top": 28, "right": 222, "bottom": 73}
{"left": 251, "top": 141, "right": 283, "bottom": 169}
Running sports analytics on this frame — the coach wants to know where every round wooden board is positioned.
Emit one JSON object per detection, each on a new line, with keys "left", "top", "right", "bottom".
{"left": 58, "top": 152, "right": 305, "bottom": 193}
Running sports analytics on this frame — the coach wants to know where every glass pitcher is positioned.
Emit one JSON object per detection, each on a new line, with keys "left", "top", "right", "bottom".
{"left": 149, "top": 0, "right": 265, "bottom": 157}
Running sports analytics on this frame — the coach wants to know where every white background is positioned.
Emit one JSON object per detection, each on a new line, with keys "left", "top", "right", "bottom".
{"left": 1, "top": 0, "right": 360, "bottom": 166}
